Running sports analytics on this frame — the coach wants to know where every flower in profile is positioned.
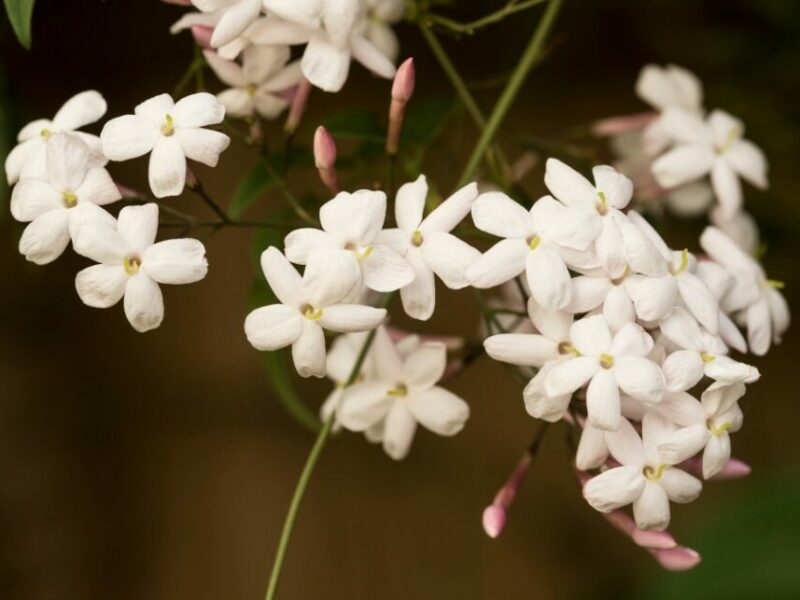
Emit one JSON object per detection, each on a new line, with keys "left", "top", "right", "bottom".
{"left": 100, "top": 93, "right": 229, "bottom": 198}
{"left": 389, "top": 175, "right": 480, "bottom": 320}
{"left": 5, "top": 90, "right": 107, "bottom": 184}
{"left": 10, "top": 134, "right": 121, "bottom": 265}
{"left": 652, "top": 108, "right": 768, "bottom": 218}
{"left": 583, "top": 414, "right": 702, "bottom": 531}
{"left": 204, "top": 46, "right": 303, "bottom": 119}
{"left": 361, "top": 0, "right": 404, "bottom": 62}
{"left": 71, "top": 203, "right": 208, "bottom": 332}
{"left": 245, "top": 247, "right": 387, "bottom": 377}
{"left": 338, "top": 327, "right": 470, "bottom": 460}
{"left": 284, "top": 189, "right": 414, "bottom": 294}
{"left": 191, "top": 0, "right": 262, "bottom": 48}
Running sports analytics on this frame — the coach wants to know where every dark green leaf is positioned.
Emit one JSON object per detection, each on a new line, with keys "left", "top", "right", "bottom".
{"left": 3, "top": 0, "right": 35, "bottom": 49}
{"left": 323, "top": 109, "right": 385, "bottom": 143}
{"left": 229, "top": 162, "right": 275, "bottom": 219}
{"left": 401, "top": 96, "right": 459, "bottom": 146}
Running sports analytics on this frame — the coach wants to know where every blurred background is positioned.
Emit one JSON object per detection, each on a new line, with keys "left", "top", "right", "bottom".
{"left": 1, "top": 1, "right": 799, "bottom": 598}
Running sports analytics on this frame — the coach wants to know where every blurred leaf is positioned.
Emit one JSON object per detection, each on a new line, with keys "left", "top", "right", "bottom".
{"left": 401, "top": 96, "right": 460, "bottom": 173}
{"left": 229, "top": 163, "right": 275, "bottom": 219}
{"left": 323, "top": 109, "right": 385, "bottom": 143}
{"left": 640, "top": 462, "right": 800, "bottom": 599}
{"left": 249, "top": 227, "right": 321, "bottom": 433}
{"left": 3, "top": 0, "right": 35, "bottom": 49}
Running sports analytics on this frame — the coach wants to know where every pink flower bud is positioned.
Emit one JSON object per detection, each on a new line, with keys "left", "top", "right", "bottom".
{"left": 591, "top": 111, "right": 657, "bottom": 137}
{"left": 285, "top": 79, "right": 312, "bottom": 135}
{"left": 162, "top": 0, "right": 193, "bottom": 5}
{"left": 632, "top": 528, "right": 677, "bottom": 550}
{"left": 314, "top": 126, "right": 339, "bottom": 195}
{"left": 651, "top": 546, "right": 702, "bottom": 571}
{"left": 712, "top": 458, "right": 751, "bottom": 480}
{"left": 482, "top": 505, "right": 506, "bottom": 539}
{"left": 387, "top": 58, "right": 415, "bottom": 155}
{"left": 191, "top": 25, "right": 214, "bottom": 50}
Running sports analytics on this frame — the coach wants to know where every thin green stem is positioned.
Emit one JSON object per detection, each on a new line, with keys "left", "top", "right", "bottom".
{"left": 262, "top": 155, "right": 317, "bottom": 226}
{"left": 457, "top": 0, "right": 562, "bottom": 187}
{"left": 427, "top": 0, "right": 549, "bottom": 35}
{"left": 264, "top": 294, "right": 394, "bottom": 600}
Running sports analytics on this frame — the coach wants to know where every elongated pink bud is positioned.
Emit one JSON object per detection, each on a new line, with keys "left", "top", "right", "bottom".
{"left": 650, "top": 546, "right": 701, "bottom": 571}
{"left": 482, "top": 453, "right": 531, "bottom": 539}
{"left": 386, "top": 58, "right": 415, "bottom": 155}
{"left": 592, "top": 111, "right": 657, "bottom": 136}
{"left": 314, "top": 126, "right": 339, "bottom": 195}
{"left": 679, "top": 457, "right": 751, "bottom": 481}
{"left": 285, "top": 78, "right": 312, "bottom": 135}
{"left": 191, "top": 25, "right": 213, "bottom": 49}
{"left": 162, "top": 0, "right": 192, "bottom": 5}
{"left": 632, "top": 528, "right": 677, "bottom": 550}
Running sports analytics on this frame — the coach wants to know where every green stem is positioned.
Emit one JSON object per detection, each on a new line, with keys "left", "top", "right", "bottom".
{"left": 427, "top": 0, "right": 549, "bottom": 35}
{"left": 264, "top": 294, "right": 393, "bottom": 599}
{"left": 457, "top": 0, "right": 562, "bottom": 187}
{"left": 262, "top": 155, "right": 317, "bottom": 226}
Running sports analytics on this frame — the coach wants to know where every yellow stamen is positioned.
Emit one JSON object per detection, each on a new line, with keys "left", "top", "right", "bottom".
{"left": 528, "top": 235, "right": 541, "bottom": 251}
{"left": 644, "top": 464, "right": 668, "bottom": 481}
{"left": 599, "top": 353, "right": 615, "bottom": 368}
{"left": 611, "top": 265, "right": 630, "bottom": 286}
{"left": 246, "top": 83, "right": 257, "bottom": 97}
{"left": 356, "top": 246, "right": 374, "bottom": 260}
{"left": 717, "top": 126, "right": 742, "bottom": 154}
{"left": 40, "top": 128, "right": 52, "bottom": 138}
{"left": 161, "top": 114, "right": 175, "bottom": 136}
{"left": 597, "top": 190, "right": 608, "bottom": 215}
{"left": 63, "top": 191, "right": 78, "bottom": 208}
{"left": 708, "top": 421, "right": 733, "bottom": 437}
{"left": 387, "top": 383, "right": 408, "bottom": 397}
{"left": 411, "top": 230, "right": 424, "bottom": 247}
{"left": 123, "top": 256, "right": 141, "bottom": 275}
{"left": 700, "top": 352, "right": 716, "bottom": 363}
{"left": 558, "top": 342, "right": 581, "bottom": 357}
{"left": 764, "top": 279, "right": 785, "bottom": 290}
{"left": 670, "top": 248, "right": 689, "bottom": 276}
{"left": 303, "top": 305, "right": 323, "bottom": 320}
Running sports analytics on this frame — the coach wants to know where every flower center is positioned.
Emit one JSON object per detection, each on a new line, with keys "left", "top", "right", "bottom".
{"left": 558, "top": 342, "right": 581, "bottom": 357}
{"left": 528, "top": 235, "right": 541, "bottom": 251}
{"left": 246, "top": 83, "right": 257, "bottom": 97}
{"left": 344, "top": 242, "right": 374, "bottom": 260}
{"left": 302, "top": 304, "right": 324, "bottom": 320}
{"left": 161, "top": 114, "right": 175, "bottom": 136}
{"left": 40, "top": 128, "right": 52, "bottom": 138}
{"left": 611, "top": 266, "right": 630, "bottom": 286}
{"left": 599, "top": 353, "right": 615, "bottom": 369}
{"left": 411, "top": 230, "right": 424, "bottom": 247}
{"left": 707, "top": 420, "right": 733, "bottom": 437}
{"left": 643, "top": 464, "right": 667, "bottom": 481}
{"left": 669, "top": 248, "right": 689, "bottom": 276}
{"left": 764, "top": 279, "right": 785, "bottom": 290}
{"left": 387, "top": 383, "right": 408, "bottom": 397}
{"left": 700, "top": 352, "right": 716, "bottom": 363}
{"left": 716, "top": 126, "right": 741, "bottom": 154}
{"left": 62, "top": 191, "right": 78, "bottom": 208}
{"left": 123, "top": 256, "right": 141, "bottom": 275}
{"left": 596, "top": 190, "right": 608, "bottom": 215}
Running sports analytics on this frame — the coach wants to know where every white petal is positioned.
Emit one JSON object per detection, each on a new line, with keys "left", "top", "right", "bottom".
{"left": 408, "top": 387, "right": 470, "bottom": 436}
{"left": 659, "top": 468, "right": 702, "bottom": 503}
{"left": 570, "top": 314, "right": 612, "bottom": 356}
{"left": 175, "top": 128, "right": 230, "bottom": 167}
{"left": 471, "top": 191, "right": 532, "bottom": 239}
{"left": 625, "top": 275, "right": 677, "bottom": 322}
{"left": 351, "top": 34, "right": 397, "bottom": 79}
{"left": 382, "top": 401, "right": 417, "bottom": 460}
{"left": 301, "top": 249, "right": 360, "bottom": 308}
{"left": 766, "top": 287, "right": 790, "bottom": 344}
{"left": 465, "top": 238, "right": 528, "bottom": 289}
{"left": 75, "top": 264, "right": 128, "bottom": 308}
{"left": 484, "top": 334, "right": 557, "bottom": 367}
{"left": 100, "top": 115, "right": 159, "bottom": 161}
{"left": 5, "top": 138, "right": 39, "bottom": 184}
{"left": 317, "top": 304, "right": 386, "bottom": 332}
{"left": 621, "top": 221, "right": 669, "bottom": 277}
{"left": 420, "top": 232, "right": 480, "bottom": 290}
{"left": 291, "top": 319, "right": 326, "bottom": 377}
{"left": 148, "top": 137, "right": 187, "bottom": 198}
{"left": 595, "top": 215, "right": 626, "bottom": 277}
{"left": 19, "top": 209, "right": 70, "bottom": 264}
{"left": 124, "top": 273, "right": 164, "bottom": 332}
{"left": 45, "top": 133, "right": 90, "bottom": 191}
{"left": 217, "top": 88, "right": 254, "bottom": 118}
{"left": 419, "top": 182, "right": 478, "bottom": 235}
{"left": 565, "top": 276, "right": 611, "bottom": 313}
{"left": 302, "top": 35, "right": 350, "bottom": 93}
{"left": 593, "top": 165, "right": 633, "bottom": 209}
{"left": 603, "top": 286, "right": 636, "bottom": 333}
{"left": 52, "top": 90, "right": 107, "bottom": 131}
{"left": 677, "top": 272, "right": 719, "bottom": 334}
{"left": 545, "top": 356, "right": 599, "bottom": 397}
{"left": 260, "top": 247, "right": 302, "bottom": 306}
{"left": 586, "top": 369, "right": 621, "bottom": 431}
{"left": 576, "top": 425, "right": 609, "bottom": 470}
{"left": 361, "top": 245, "right": 414, "bottom": 292}
{"left": 525, "top": 246, "right": 571, "bottom": 310}
{"left": 657, "top": 423, "right": 709, "bottom": 465}
{"left": 118, "top": 203, "right": 158, "bottom": 254}
{"left": 395, "top": 175, "right": 427, "bottom": 233}
{"left": 583, "top": 466, "right": 645, "bottom": 512}
{"left": 528, "top": 298, "right": 573, "bottom": 342}
{"left": 244, "top": 304, "right": 303, "bottom": 350}
{"left": 704, "top": 355, "right": 759, "bottom": 384}
{"left": 614, "top": 357, "right": 665, "bottom": 405}
{"left": 400, "top": 248, "right": 435, "bottom": 320}
{"left": 319, "top": 189, "right": 387, "bottom": 244}
{"left": 651, "top": 144, "right": 716, "bottom": 188}
{"left": 746, "top": 298, "right": 771, "bottom": 356}
{"left": 71, "top": 219, "right": 127, "bottom": 264}
{"left": 338, "top": 382, "right": 393, "bottom": 431}
{"left": 662, "top": 350, "right": 704, "bottom": 392}
{"left": 605, "top": 416, "right": 646, "bottom": 466}
{"left": 284, "top": 228, "right": 339, "bottom": 264}
{"left": 633, "top": 481, "right": 670, "bottom": 531}
{"left": 75, "top": 167, "right": 122, "bottom": 206}
{"left": 10, "top": 179, "right": 62, "bottom": 222}
{"left": 254, "top": 93, "right": 290, "bottom": 119}
{"left": 544, "top": 158, "right": 597, "bottom": 209}
{"left": 710, "top": 159, "right": 742, "bottom": 218}
{"left": 610, "top": 323, "right": 654, "bottom": 357}
{"left": 659, "top": 108, "right": 712, "bottom": 145}
{"left": 210, "top": 0, "right": 261, "bottom": 47}
{"left": 262, "top": 0, "right": 322, "bottom": 28}
{"left": 523, "top": 366, "right": 570, "bottom": 422}
{"left": 203, "top": 50, "right": 248, "bottom": 87}
{"left": 143, "top": 239, "right": 208, "bottom": 284}
{"left": 402, "top": 342, "right": 447, "bottom": 390}
{"left": 702, "top": 434, "right": 731, "bottom": 479}
{"left": 726, "top": 139, "right": 768, "bottom": 189}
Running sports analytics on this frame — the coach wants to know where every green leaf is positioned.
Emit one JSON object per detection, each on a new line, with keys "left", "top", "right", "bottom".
{"left": 229, "top": 162, "right": 275, "bottom": 219}
{"left": 3, "top": 0, "right": 35, "bottom": 49}
{"left": 401, "top": 96, "right": 459, "bottom": 146}
{"left": 249, "top": 227, "right": 321, "bottom": 433}
{"left": 323, "top": 109, "right": 385, "bottom": 143}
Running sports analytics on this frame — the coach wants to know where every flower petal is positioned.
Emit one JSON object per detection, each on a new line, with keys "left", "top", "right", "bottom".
{"left": 118, "top": 203, "right": 158, "bottom": 254}
{"left": 100, "top": 115, "right": 159, "bottom": 161}
{"left": 244, "top": 304, "right": 303, "bottom": 350}
{"left": 710, "top": 159, "right": 742, "bottom": 219}
{"left": 351, "top": 34, "right": 397, "bottom": 79}
{"left": 545, "top": 356, "right": 599, "bottom": 397}
{"left": 361, "top": 245, "right": 414, "bottom": 292}
{"left": 420, "top": 231, "right": 480, "bottom": 290}
{"left": 570, "top": 314, "right": 613, "bottom": 356}
{"left": 124, "top": 273, "right": 164, "bottom": 332}
{"left": 302, "top": 34, "right": 350, "bottom": 93}
{"left": 407, "top": 387, "right": 470, "bottom": 436}
{"left": 382, "top": 400, "right": 417, "bottom": 460}
{"left": 18, "top": 209, "right": 70, "bottom": 265}
{"left": 525, "top": 246, "right": 571, "bottom": 310}
{"left": 148, "top": 136, "right": 187, "bottom": 198}
{"left": 317, "top": 304, "right": 386, "bottom": 332}
{"left": 402, "top": 342, "right": 446, "bottom": 390}
{"left": 52, "top": 90, "right": 107, "bottom": 131}
{"left": 662, "top": 350, "right": 705, "bottom": 392}
{"left": 702, "top": 434, "right": 731, "bottom": 479}
{"left": 394, "top": 175, "right": 427, "bottom": 233}
{"left": 319, "top": 189, "right": 387, "bottom": 244}
{"left": 76, "top": 167, "right": 122, "bottom": 207}
{"left": 651, "top": 144, "right": 716, "bottom": 188}
{"left": 10, "top": 178, "right": 62, "bottom": 222}
{"left": 419, "top": 182, "right": 478, "bottom": 235}
{"left": 75, "top": 264, "right": 128, "bottom": 308}
{"left": 210, "top": 0, "right": 261, "bottom": 47}
{"left": 605, "top": 416, "right": 646, "bottom": 466}
{"left": 614, "top": 357, "right": 665, "bottom": 405}
{"left": 586, "top": 369, "right": 621, "bottom": 431}
{"left": 471, "top": 191, "right": 532, "bottom": 239}
{"left": 302, "top": 249, "right": 360, "bottom": 308}
{"left": 659, "top": 468, "right": 702, "bottom": 503}
{"left": 544, "top": 158, "right": 597, "bottom": 209}
{"left": 291, "top": 319, "right": 326, "bottom": 377}
{"left": 583, "top": 465, "right": 646, "bottom": 512}
{"left": 484, "top": 333, "right": 557, "bottom": 367}
{"left": 633, "top": 481, "right": 670, "bottom": 531}
{"left": 142, "top": 239, "right": 208, "bottom": 284}
{"left": 726, "top": 139, "right": 768, "bottom": 189}
{"left": 45, "top": 133, "right": 90, "bottom": 192}
{"left": 400, "top": 248, "right": 435, "bottom": 320}
{"left": 175, "top": 127, "right": 230, "bottom": 167}
{"left": 338, "top": 382, "right": 393, "bottom": 431}
{"left": 465, "top": 238, "right": 528, "bottom": 289}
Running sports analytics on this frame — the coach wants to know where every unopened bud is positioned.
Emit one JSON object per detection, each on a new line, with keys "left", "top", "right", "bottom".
{"left": 314, "top": 126, "right": 339, "bottom": 195}
{"left": 482, "top": 505, "right": 506, "bottom": 539}
{"left": 285, "top": 78, "right": 312, "bottom": 135}
{"left": 386, "top": 58, "right": 415, "bottom": 155}
{"left": 191, "top": 25, "right": 214, "bottom": 49}
{"left": 650, "top": 546, "right": 701, "bottom": 571}
{"left": 482, "top": 453, "right": 531, "bottom": 539}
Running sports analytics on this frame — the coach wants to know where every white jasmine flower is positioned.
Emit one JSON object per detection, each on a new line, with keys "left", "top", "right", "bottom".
{"left": 71, "top": 203, "right": 208, "bottom": 332}
{"left": 361, "top": 0, "right": 404, "bottom": 62}
{"left": 660, "top": 308, "right": 759, "bottom": 392}
{"left": 204, "top": 46, "right": 303, "bottom": 119}
{"left": 564, "top": 268, "right": 637, "bottom": 335}
{"left": 338, "top": 328, "right": 470, "bottom": 460}
{"left": 652, "top": 108, "right": 768, "bottom": 218}
{"left": 545, "top": 315, "right": 665, "bottom": 431}
{"left": 655, "top": 381, "right": 746, "bottom": 479}
{"left": 5, "top": 90, "right": 107, "bottom": 184}
{"left": 467, "top": 191, "right": 600, "bottom": 309}
{"left": 709, "top": 206, "right": 759, "bottom": 255}
{"left": 388, "top": 176, "right": 480, "bottom": 320}
{"left": 192, "top": 0, "right": 262, "bottom": 48}
{"left": 321, "top": 331, "right": 373, "bottom": 433}
{"left": 583, "top": 413, "right": 702, "bottom": 531}
{"left": 100, "top": 93, "right": 230, "bottom": 198}
{"left": 10, "top": 134, "right": 121, "bottom": 265}
{"left": 260, "top": 0, "right": 397, "bottom": 92}
{"left": 694, "top": 260, "right": 748, "bottom": 354}
{"left": 284, "top": 189, "right": 414, "bottom": 293}
{"left": 544, "top": 159, "right": 633, "bottom": 278}
{"left": 244, "top": 247, "right": 387, "bottom": 378}
{"left": 623, "top": 211, "right": 719, "bottom": 332}
{"left": 576, "top": 421, "right": 609, "bottom": 471}
{"left": 700, "top": 227, "right": 789, "bottom": 355}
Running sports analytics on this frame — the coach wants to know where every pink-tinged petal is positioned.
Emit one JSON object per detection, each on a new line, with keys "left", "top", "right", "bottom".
{"left": 632, "top": 527, "right": 677, "bottom": 550}
{"left": 75, "top": 264, "right": 128, "bottom": 308}
{"left": 482, "top": 505, "right": 506, "bottom": 539}
{"left": 124, "top": 273, "right": 164, "bottom": 332}
{"left": 651, "top": 546, "right": 701, "bottom": 571}
{"left": 583, "top": 465, "right": 646, "bottom": 512}
{"left": 244, "top": 304, "right": 302, "bottom": 350}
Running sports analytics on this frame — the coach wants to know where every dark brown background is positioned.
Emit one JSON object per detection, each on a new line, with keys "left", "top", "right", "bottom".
{"left": 1, "top": 1, "right": 799, "bottom": 598}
